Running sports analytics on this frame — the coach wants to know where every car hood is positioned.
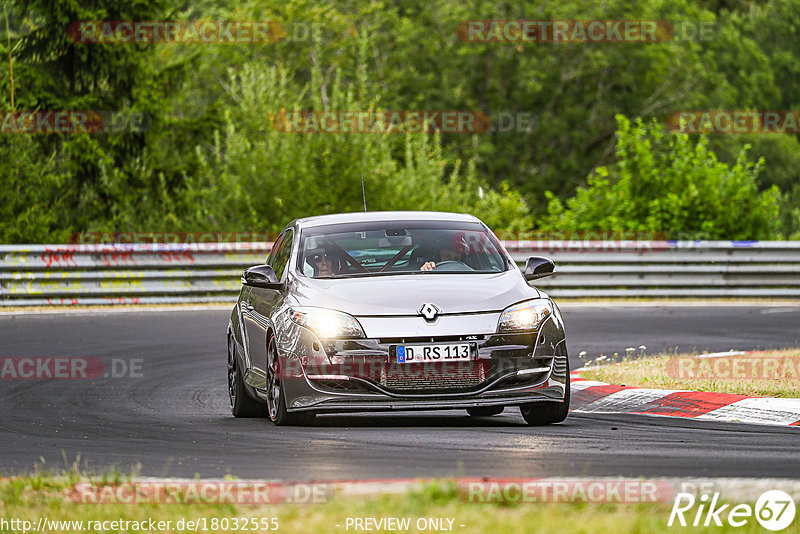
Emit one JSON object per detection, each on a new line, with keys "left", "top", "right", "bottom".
{"left": 290, "top": 270, "right": 541, "bottom": 316}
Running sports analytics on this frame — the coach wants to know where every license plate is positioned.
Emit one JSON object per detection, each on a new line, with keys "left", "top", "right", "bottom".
{"left": 394, "top": 343, "right": 474, "bottom": 364}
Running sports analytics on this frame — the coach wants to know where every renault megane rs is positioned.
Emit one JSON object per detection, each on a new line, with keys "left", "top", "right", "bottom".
{"left": 226, "top": 211, "right": 569, "bottom": 425}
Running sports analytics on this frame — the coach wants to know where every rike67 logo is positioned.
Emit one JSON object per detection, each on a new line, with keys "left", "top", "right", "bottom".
{"left": 668, "top": 490, "right": 796, "bottom": 531}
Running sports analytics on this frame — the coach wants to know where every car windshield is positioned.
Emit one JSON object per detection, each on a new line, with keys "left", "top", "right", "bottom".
{"left": 297, "top": 221, "right": 510, "bottom": 278}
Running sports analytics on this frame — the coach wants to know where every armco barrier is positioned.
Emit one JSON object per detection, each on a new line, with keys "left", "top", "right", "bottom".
{"left": 1, "top": 241, "right": 799, "bottom": 306}
{"left": 0, "top": 243, "right": 269, "bottom": 307}
{"left": 505, "top": 240, "right": 800, "bottom": 298}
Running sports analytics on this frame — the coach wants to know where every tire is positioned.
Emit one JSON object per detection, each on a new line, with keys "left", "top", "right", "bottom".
{"left": 519, "top": 359, "right": 570, "bottom": 426}
{"left": 228, "top": 335, "right": 264, "bottom": 418}
{"left": 467, "top": 406, "right": 504, "bottom": 417}
{"left": 266, "top": 336, "right": 315, "bottom": 426}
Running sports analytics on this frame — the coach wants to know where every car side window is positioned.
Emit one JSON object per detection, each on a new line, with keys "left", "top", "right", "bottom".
{"left": 267, "top": 233, "right": 285, "bottom": 266}
{"left": 270, "top": 230, "right": 294, "bottom": 281}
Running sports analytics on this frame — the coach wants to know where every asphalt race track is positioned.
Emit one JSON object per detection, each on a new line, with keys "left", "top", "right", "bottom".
{"left": 1, "top": 304, "right": 799, "bottom": 479}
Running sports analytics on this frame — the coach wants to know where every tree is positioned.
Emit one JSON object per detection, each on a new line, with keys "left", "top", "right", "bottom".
{"left": 541, "top": 115, "right": 781, "bottom": 239}
{"left": 180, "top": 34, "right": 533, "bottom": 234}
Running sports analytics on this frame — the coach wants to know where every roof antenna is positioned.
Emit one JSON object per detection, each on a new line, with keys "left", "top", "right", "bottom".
{"left": 361, "top": 174, "right": 367, "bottom": 212}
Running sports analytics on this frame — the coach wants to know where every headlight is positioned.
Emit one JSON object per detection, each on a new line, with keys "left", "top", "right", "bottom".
{"left": 288, "top": 307, "right": 366, "bottom": 339}
{"left": 497, "top": 299, "right": 552, "bottom": 333}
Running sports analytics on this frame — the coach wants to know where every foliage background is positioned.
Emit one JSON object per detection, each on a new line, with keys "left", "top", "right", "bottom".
{"left": 2, "top": 0, "right": 799, "bottom": 241}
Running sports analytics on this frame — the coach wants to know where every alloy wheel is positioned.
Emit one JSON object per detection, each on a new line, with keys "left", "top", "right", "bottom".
{"left": 227, "top": 336, "right": 237, "bottom": 408}
{"left": 267, "top": 338, "right": 281, "bottom": 420}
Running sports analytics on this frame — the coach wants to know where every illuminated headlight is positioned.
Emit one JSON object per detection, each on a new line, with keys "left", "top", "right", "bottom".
{"left": 497, "top": 299, "right": 552, "bottom": 333}
{"left": 288, "top": 307, "right": 365, "bottom": 339}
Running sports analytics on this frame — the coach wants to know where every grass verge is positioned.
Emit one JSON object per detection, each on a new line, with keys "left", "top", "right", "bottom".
{"left": 1, "top": 474, "right": 796, "bottom": 534}
{"left": 579, "top": 349, "right": 800, "bottom": 397}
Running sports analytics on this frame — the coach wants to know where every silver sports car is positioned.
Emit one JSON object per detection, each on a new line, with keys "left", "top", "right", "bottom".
{"left": 226, "top": 211, "right": 569, "bottom": 425}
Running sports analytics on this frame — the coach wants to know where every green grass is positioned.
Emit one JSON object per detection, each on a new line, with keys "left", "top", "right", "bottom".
{"left": 579, "top": 349, "right": 800, "bottom": 398}
{"left": 2, "top": 475, "right": 799, "bottom": 533}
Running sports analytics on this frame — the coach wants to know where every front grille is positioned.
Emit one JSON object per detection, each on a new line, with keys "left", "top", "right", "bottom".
{"left": 379, "top": 362, "right": 486, "bottom": 391}
{"left": 312, "top": 378, "right": 365, "bottom": 392}
{"left": 379, "top": 335, "right": 486, "bottom": 344}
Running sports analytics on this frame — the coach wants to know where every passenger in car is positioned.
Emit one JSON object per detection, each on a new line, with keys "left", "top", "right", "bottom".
{"left": 309, "top": 249, "right": 339, "bottom": 277}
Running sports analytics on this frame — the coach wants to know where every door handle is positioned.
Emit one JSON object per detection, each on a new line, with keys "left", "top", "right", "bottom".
{"left": 243, "top": 302, "right": 254, "bottom": 312}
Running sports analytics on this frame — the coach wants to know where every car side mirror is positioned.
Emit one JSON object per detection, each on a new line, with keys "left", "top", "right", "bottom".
{"left": 523, "top": 256, "right": 555, "bottom": 281}
{"left": 241, "top": 264, "right": 283, "bottom": 289}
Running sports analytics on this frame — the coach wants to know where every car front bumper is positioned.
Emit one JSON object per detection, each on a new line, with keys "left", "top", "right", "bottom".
{"left": 275, "top": 312, "right": 569, "bottom": 413}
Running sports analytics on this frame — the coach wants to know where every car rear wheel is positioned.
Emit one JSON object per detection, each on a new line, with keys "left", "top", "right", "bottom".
{"left": 228, "top": 335, "right": 264, "bottom": 418}
{"left": 519, "top": 359, "right": 570, "bottom": 425}
{"left": 467, "top": 406, "right": 504, "bottom": 417}
{"left": 266, "top": 336, "right": 315, "bottom": 426}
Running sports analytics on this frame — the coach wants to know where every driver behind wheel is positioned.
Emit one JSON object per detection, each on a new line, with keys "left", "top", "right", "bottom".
{"left": 420, "top": 246, "right": 461, "bottom": 271}
{"left": 307, "top": 247, "right": 340, "bottom": 277}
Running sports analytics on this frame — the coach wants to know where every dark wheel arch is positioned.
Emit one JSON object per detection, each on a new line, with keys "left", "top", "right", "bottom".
{"left": 228, "top": 333, "right": 264, "bottom": 418}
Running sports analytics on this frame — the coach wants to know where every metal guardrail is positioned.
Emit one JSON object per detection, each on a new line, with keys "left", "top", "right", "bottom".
{"left": 506, "top": 241, "right": 800, "bottom": 298}
{"left": 1, "top": 241, "right": 800, "bottom": 306}
{"left": 0, "top": 243, "right": 268, "bottom": 306}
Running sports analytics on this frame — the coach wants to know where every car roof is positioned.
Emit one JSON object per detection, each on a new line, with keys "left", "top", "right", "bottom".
{"left": 292, "top": 211, "right": 481, "bottom": 229}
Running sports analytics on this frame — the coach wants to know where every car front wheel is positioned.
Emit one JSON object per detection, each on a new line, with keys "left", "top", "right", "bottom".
{"left": 519, "top": 360, "right": 570, "bottom": 425}
{"left": 266, "top": 336, "right": 315, "bottom": 426}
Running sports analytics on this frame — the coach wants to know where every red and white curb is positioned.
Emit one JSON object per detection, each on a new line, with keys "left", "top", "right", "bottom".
{"left": 570, "top": 365, "right": 800, "bottom": 428}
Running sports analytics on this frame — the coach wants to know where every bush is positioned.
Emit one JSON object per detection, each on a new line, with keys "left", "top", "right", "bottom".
{"left": 0, "top": 136, "right": 71, "bottom": 243}
{"left": 178, "top": 34, "right": 533, "bottom": 234}
{"left": 541, "top": 115, "right": 781, "bottom": 239}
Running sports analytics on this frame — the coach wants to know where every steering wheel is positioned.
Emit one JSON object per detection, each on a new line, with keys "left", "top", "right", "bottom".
{"left": 432, "top": 260, "right": 473, "bottom": 272}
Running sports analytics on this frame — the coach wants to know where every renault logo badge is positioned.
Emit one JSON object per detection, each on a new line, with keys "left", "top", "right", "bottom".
{"left": 418, "top": 303, "right": 440, "bottom": 321}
